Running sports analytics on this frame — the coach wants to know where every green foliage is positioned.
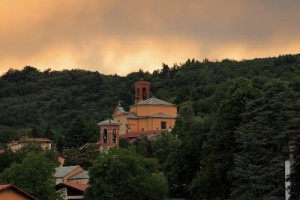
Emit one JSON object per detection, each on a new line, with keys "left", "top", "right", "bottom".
{"left": 231, "top": 81, "right": 297, "bottom": 198}
{"left": 169, "top": 117, "right": 212, "bottom": 198}
{"left": 287, "top": 99, "right": 300, "bottom": 200}
{"left": 63, "top": 143, "right": 99, "bottom": 170}
{"left": 191, "top": 78, "right": 259, "bottom": 200}
{"left": 119, "top": 138, "right": 130, "bottom": 148}
{"left": 30, "top": 126, "right": 39, "bottom": 138}
{"left": 132, "top": 136, "right": 153, "bottom": 158}
{"left": 84, "top": 148, "right": 168, "bottom": 200}
{"left": 55, "top": 134, "right": 64, "bottom": 152}
{"left": 0, "top": 54, "right": 299, "bottom": 142}
{"left": 0, "top": 151, "right": 60, "bottom": 200}
{"left": 64, "top": 117, "right": 88, "bottom": 148}
{"left": 152, "top": 132, "right": 180, "bottom": 172}
{"left": 44, "top": 123, "right": 55, "bottom": 140}
{"left": 288, "top": 140, "right": 300, "bottom": 200}
{"left": 234, "top": 193, "right": 260, "bottom": 200}
{"left": 0, "top": 54, "right": 299, "bottom": 199}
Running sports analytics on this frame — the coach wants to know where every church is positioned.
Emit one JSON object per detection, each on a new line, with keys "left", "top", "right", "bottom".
{"left": 98, "top": 80, "right": 177, "bottom": 151}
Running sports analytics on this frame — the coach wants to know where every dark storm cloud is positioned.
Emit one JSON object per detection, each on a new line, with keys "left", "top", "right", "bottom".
{"left": 0, "top": 0, "right": 299, "bottom": 75}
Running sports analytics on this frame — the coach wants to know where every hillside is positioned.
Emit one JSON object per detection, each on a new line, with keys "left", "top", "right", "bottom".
{"left": 0, "top": 54, "right": 299, "bottom": 144}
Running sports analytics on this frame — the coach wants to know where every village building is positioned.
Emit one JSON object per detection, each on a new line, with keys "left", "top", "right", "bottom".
{"left": 6, "top": 138, "right": 52, "bottom": 152}
{"left": 0, "top": 184, "right": 38, "bottom": 200}
{"left": 55, "top": 182, "right": 88, "bottom": 200}
{"left": 98, "top": 80, "right": 177, "bottom": 151}
{"left": 54, "top": 166, "right": 89, "bottom": 200}
{"left": 54, "top": 165, "right": 89, "bottom": 185}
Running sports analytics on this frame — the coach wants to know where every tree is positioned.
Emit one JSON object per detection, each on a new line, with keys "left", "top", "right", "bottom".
{"left": 289, "top": 140, "right": 300, "bottom": 200}
{"left": 152, "top": 131, "right": 180, "bottom": 172}
{"left": 63, "top": 143, "right": 99, "bottom": 170}
{"left": 133, "top": 136, "right": 153, "bottom": 158}
{"left": 84, "top": 148, "right": 168, "bottom": 200}
{"left": 191, "top": 78, "right": 259, "bottom": 200}
{"left": 44, "top": 123, "right": 54, "bottom": 140}
{"left": 64, "top": 117, "right": 88, "bottom": 148}
{"left": 231, "top": 81, "right": 297, "bottom": 198}
{"left": 287, "top": 99, "right": 300, "bottom": 200}
{"left": 56, "top": 134, "right": 64, "bottom": 152}
{"left": 0, "top": 151, "right": 60, "bottom": 200}
{"left": 170, "top": 117, "right": 212, "bottom": 198}
{"left": 30, "top": 126, "right": 39, "bottom": 138}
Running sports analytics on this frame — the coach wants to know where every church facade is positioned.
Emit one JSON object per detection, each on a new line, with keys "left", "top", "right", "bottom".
{"left": 98, "top": 80, "right": 177, "bottom": 151}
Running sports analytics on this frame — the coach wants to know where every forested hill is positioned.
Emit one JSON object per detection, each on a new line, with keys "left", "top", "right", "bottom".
{"left": 0, "top": 54, "right": 299, "bottom": 144}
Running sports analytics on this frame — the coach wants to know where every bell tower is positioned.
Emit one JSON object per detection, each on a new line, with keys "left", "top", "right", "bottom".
{"left": 135, "top": 80, "right": 150, "bottom": 103}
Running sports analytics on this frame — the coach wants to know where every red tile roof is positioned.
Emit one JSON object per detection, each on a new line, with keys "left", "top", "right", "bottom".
{"left": 6, "top": 138, "right": 52, "bottom": 146}
{"left": 22, "top": 138, "right": 51, "bottom": 143}
{"left": 56, "top": 182, "right": 89, "bottom": 192}
{"left": 0, "top": 184, "right": 38, "bottom": 200}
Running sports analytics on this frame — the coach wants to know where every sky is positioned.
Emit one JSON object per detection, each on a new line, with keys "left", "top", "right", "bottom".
{"left": 0, "top": 0, "right": 299, "bottom": 76}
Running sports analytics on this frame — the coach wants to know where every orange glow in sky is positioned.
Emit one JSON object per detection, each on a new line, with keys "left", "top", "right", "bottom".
{"left": 0, "top": 0, "right": 299, "bottom": 76}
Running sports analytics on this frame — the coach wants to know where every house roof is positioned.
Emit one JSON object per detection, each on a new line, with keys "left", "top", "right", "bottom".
{"left": 0, "top": 184, "right": 38, "bottom": 200}
{"left": 134, "top": 97, "right": 175, "bottom": 106}
{"left": 119, "top": 107, "right": 126, "bottom": 113}
{"left": 55, "top": 182, "right": 89, "bottom": 192}
{"left": 97, "top": 119, "right": 120, "bottom": 126}
{"left": 21, "top": 138, "right": 51, "bottom": 143}
{"left": 149, "top": 113, "right": 176, "bottom": 119}
{"left": 54, "top": 165, "right": 80, "bottom": 178}
{"left": 6, "top": 138, "right": 52, "bottom": 146}
{"left": 127, "top": 112, "right": 138, "bottom": 119}
{"left": 68, "top": 170, "right": 89, "bottom": 180}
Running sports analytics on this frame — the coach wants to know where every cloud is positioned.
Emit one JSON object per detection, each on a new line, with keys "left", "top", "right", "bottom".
{"left": 0, "top": 0, "right": 299, "bottom": 76}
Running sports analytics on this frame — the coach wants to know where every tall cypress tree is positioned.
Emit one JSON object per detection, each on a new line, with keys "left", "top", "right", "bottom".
{"left": 44, "top": 123, "right": 54, "bottom": 140}
{"left": 64, "top": 117, "right": 88, "bottom": 148}
{"left": 30, "top": 126, "right": 39, "bottom": 138}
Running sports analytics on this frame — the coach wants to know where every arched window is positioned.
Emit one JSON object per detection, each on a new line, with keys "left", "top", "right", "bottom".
{"left": 112, "top": 129, "right": 117, "bottom": 143}
{"left": 103, "top": 129, "right": 108, "bottom": 144}
{"left": 142, "top": 88, "right": 147, "bottom": 100}
{"left": 137, "top": 88, "right": 140, "bottom": 101}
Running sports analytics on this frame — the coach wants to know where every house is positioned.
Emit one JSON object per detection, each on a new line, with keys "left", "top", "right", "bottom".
{"left": 55, "top": 182, "right": 88, "bottom": 200}
{"left": 0, "top": 184, "right": 38, "bottom": 200}
{"left": 98, "top": 80, "right": 177, "bottom": 151}
{"left": 54, "top": 166, "right": 89, "bottom": 200}
{"left": 68, "top": 171, "right": 89, "bottom": 184}
{"left": 54, "top": 166, "right": 89, "bottom": 184}
{"left": 6, "top": 138, "right": 52, "bottom": 152}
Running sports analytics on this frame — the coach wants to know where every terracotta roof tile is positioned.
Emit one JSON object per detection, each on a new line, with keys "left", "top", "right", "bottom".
{"left": 56, "top": 182, "right": 89, "bottom": 192}
{"left": 0, "top": 184, "right": 38, "bottom": 200}
{"left": 97, "top": 119, "right": 120, "bottom": 126}
{"left": 134, "top": 97, "right": 175, "bottom": 106}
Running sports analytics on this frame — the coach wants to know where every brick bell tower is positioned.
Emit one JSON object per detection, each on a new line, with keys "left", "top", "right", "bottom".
{"left": 135, "top": 79, "right": 150, "bottom": 103}
{"left": 98, "top": 119, "right": 120, "bottom": 152}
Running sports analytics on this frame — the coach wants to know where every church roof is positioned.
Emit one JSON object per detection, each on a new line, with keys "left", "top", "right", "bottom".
{"left": 127, "top": 112, "right": 138, "bottom": 119}
{"left": 97, "top": 119, "right": 120, "bottom": 126}
{"left": 135, "top": 97, "right": 175, "bottom": 106}
{"left": 149, "top": 113, "right": 176, "bottom": 119}
{"left": 119, "top": 107, "right": 126, "bottom": 113}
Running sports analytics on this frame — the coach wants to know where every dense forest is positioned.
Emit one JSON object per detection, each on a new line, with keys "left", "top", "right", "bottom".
{"left": 0, "top": 54, "right": 299, "bottom": 199}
